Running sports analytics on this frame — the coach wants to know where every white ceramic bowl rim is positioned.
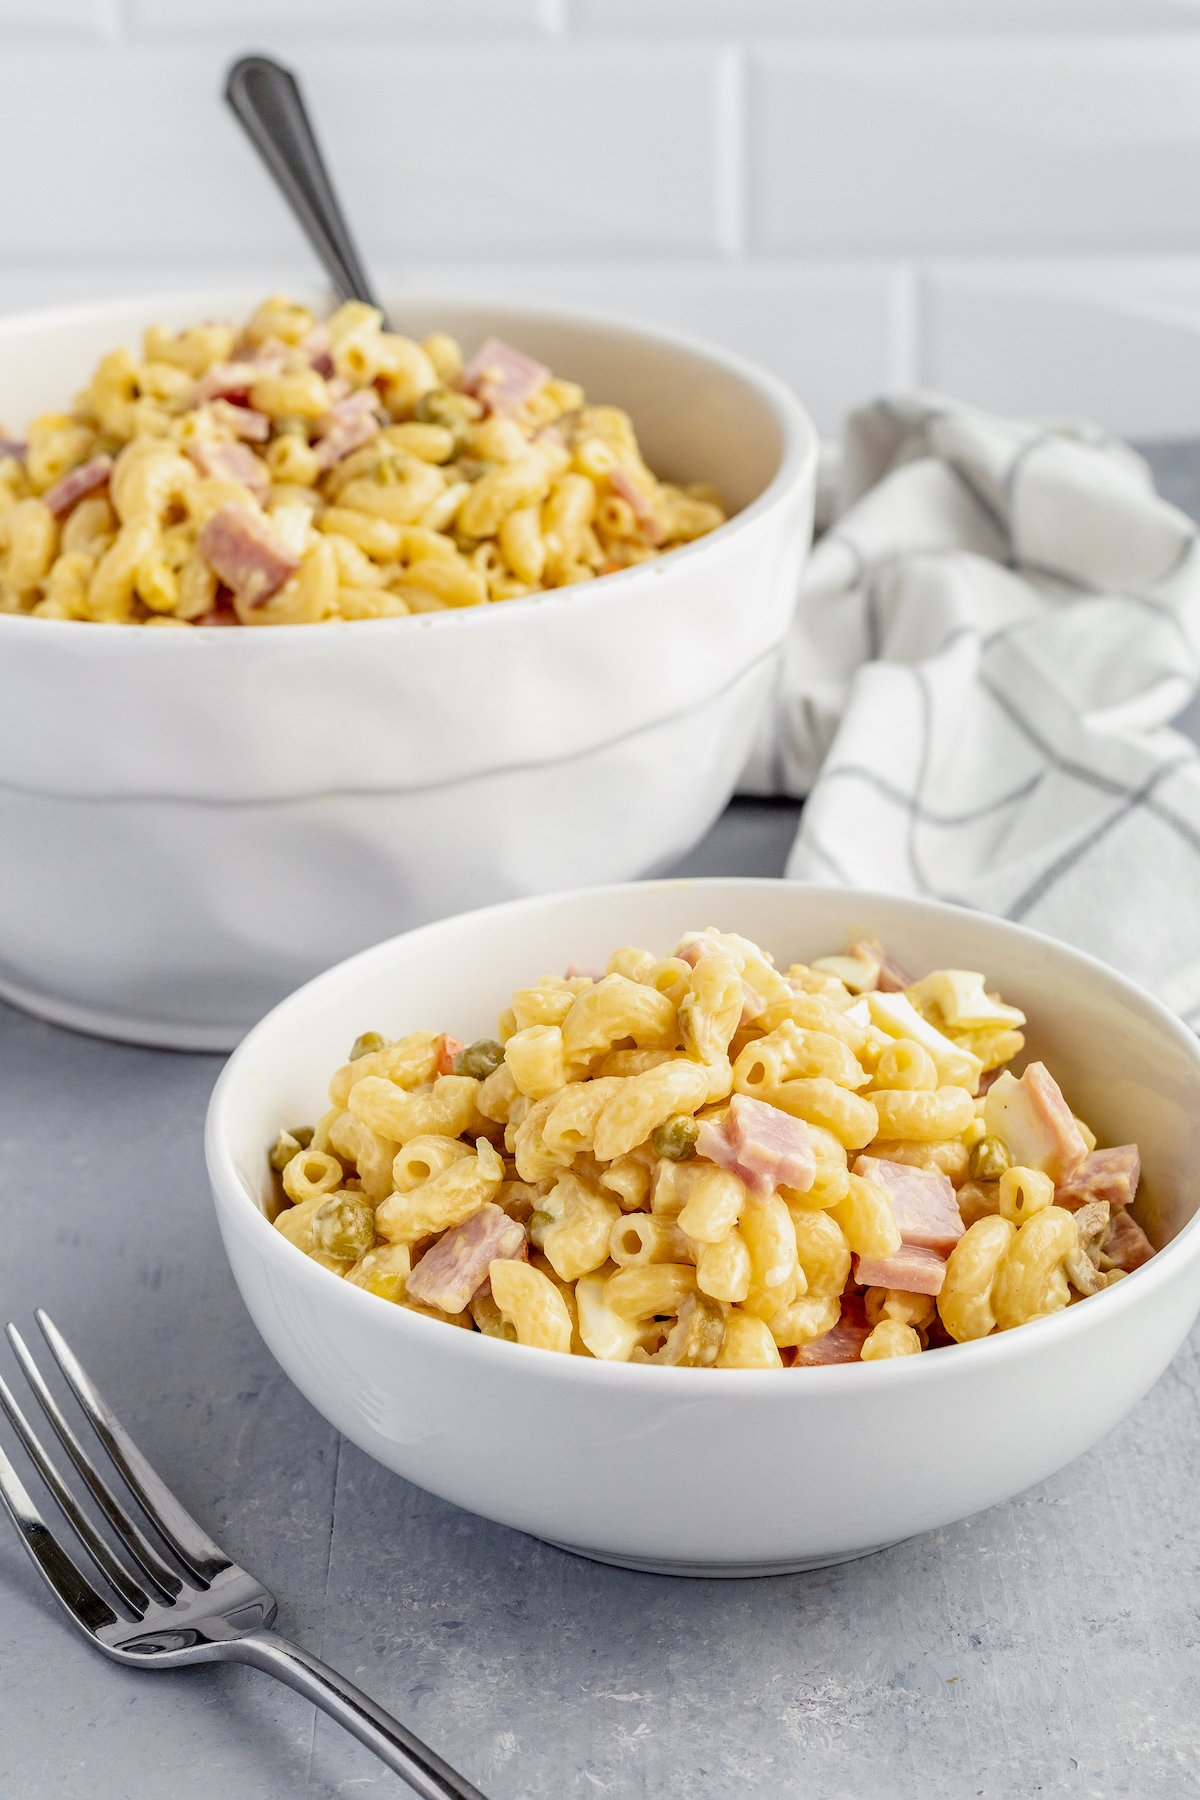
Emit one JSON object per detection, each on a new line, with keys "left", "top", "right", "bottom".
{"left": 206, "top": 878, "right": 1200, "bottom": 1394}
{"left": 0, "top": 288, "right": 817, "bottom": 645}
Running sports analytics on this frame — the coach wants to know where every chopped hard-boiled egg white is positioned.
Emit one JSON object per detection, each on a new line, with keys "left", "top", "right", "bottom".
{"left": 907, "top": 969, "right": 1026, "bottom": 1032}
{"left": 866, "top": 991, "right": 984, "bottom": 1092}
{"left": 575, "top": 1273, "right": 642, "bottom": 1362}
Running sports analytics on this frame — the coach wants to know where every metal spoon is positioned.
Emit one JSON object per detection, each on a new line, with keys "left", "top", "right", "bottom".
{"left": 224, "top": 53, "right": 381, "bottom": 310}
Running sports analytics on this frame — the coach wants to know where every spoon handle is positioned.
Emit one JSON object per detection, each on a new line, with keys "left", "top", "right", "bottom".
{"left": 224, "top": 53, "right": 382, "bottom": 310}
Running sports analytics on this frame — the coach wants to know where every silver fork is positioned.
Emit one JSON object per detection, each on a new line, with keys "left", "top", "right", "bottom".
{"left": 0, "top": 1311, "right": 489, "bottom": 1800}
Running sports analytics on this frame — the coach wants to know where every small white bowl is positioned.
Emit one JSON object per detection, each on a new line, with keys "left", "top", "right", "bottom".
{"left": 206, "top": 878, "right": 1200, "bottom": 1577}
{"left": 0, "top": 291, "right": 816, "bottom": 1050}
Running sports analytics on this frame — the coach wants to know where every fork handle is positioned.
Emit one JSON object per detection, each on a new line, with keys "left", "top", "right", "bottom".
{"left": 235, "top": 1629, "right": 489, "bottom": 1799}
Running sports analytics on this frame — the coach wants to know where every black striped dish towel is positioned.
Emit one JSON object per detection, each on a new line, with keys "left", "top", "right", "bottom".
{"left": 742, "top": 396, "right": 1200, "bottom": 1024}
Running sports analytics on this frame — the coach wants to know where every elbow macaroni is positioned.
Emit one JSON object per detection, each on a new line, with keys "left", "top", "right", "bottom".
{"left": 0, "top": 295, "right": 725, "bottom": 623}
{"left": 267, "top": 925, "right": 1150, "bottom": 1365}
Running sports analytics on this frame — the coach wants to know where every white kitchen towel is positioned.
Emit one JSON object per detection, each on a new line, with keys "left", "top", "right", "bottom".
{"left": 742, "top": 395, "right": 1200, "bottom": 1024}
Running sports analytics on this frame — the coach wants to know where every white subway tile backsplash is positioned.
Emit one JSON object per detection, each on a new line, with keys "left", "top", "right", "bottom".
{"left": 919, "top": 268, "right": 1200, "bottom": 439}
{"left": 0, "top": 258, "right": 892, "bottom": 440}
{"left": 400, "top": 260, "right": 896, "bottom": 436}
{"left": 572, "top": 2, "right": 1200, "bottom": 34}
{"left": 749, "top": 37, "right": 1200, "bottom": 254}
{"left": 1, "top": 41, "right": 725, "bottom": 260}
{"left": 6, "top": 11, "right": 1200, "bottom": 445}
{"left": 129, "top": 0, "right": 552, "bottom": 35}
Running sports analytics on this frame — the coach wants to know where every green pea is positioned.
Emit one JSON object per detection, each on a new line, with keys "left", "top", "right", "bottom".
{"left": 969, "top": 1135, "right": 1012, "bottom": 1181}
{"left": 652, "top": 1114, "right": 699, "bottom": 1162}
{"left": 312, "top": 1192, "right": 376, "bottom": 1262}
{"left": 478, "top": 1313, "right": 517, "bottom": 1343}
{"left": 528, "top": 1210, "right": 553, "bottom": 1249}
{"left": 350, "top": 1030, "right": 387, "bottom": 1062}
{"left": 412, "top": 388, "right": 469, "bottom": 452}
{"left": 658, "top": 1293, "right": 725, "bottom": 1367}
{"left": 269, "top": 1130, "right": 301, "bottom": 1173}
{"left": 454, "top": 1038, "right": 506, "bottom": 1080}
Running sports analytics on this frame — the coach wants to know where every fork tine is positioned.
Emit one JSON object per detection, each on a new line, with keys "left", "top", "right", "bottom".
{"left": 0, "top": 1369, "right": 150, "bottom": 1617}
{"left": 7, "top": 1324, "right": 183, "bottom": 1601}
{"left": 0, "top": 1438, "right": 120, "bottom": 1639}
{"left": 35, "top": 1312, "right": 230, "bottom": 1586}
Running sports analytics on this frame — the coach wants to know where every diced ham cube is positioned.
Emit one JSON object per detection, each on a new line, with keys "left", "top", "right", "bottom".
{"left": 195, "top": 603, "right": 239, "bottom": 628}
{"left": 1102, "top": 1209, "right": 1155, "bottom": 1273}
{"left": 984, "top": 1063, "right": 1088, "bottom": 1185}
{"left": 301, "top": 322, "right": 332, "bottom": 364}
{"left": 185, "top": 439, "right": 269, "bottom": 502}
{"left": 313, "top": 390, "right": 381, "bottom": 471}
{"left": 197, "top": 505, "right": 300, "bottom": 608}
{"left": 405, "top": 1204, "right": 528, "bottom": 1313}
{"left": 853, "top": 1156, "right": 964, "bottom": 1257}
{"left": 0, "top": 436, "right": 25, "bottom": 460}
{"left": 564, "top": 965, "right": 602, "bottom": 982}
{"left": 193, "top": 340, "right": 287, "bottom": 405}
{"left": 854, "top": 1244, "right": 947, "bottom": 1296}
{"left": 43, "top": 454, "right": 113, "bottom": 518}
{"left": 847, "top": 937, "right": 910, "bottom": 993}
{"left": 436, "top": 1034, "right": 464, "bottom": 1077}
{"left": 795, "top": 1316, "right": 871, "bottom": 1366}
{"left": 696, "top": 1093, "right": 816, "bottom": 1197}
{"left": 458, "top": 336, "right": 549, "bottom": 415}
{"left": 208, "top": 399, "right": 271, "bottom": 442}
{"left": 1055, "top": 1145, "right": 1140, "bottom": 1212}
{"left": 607, "top": 465, "right": 665, "bottom": 546}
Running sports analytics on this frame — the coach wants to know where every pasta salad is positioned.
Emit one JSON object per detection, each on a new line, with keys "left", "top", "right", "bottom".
{"left": 268, "top": 928, "right": 1152, "bottom": 1366}
{"left": 0, "top": 295, "right": 725, "bottom": 625}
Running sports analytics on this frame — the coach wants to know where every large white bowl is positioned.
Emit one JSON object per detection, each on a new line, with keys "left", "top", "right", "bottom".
{"left": 0, "top": 292, "right": 816, "bottom": 1050}
{"left": 206, "top": 878, "right": 1200, "bottom": 1577}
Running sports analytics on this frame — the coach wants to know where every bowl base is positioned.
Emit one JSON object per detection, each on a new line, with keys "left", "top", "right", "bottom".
{"left": 0, "top": 972, "right": 238, "bottom": 1052}
{"left": 542, "top": 1536, "right": 906, "bottom": 1578}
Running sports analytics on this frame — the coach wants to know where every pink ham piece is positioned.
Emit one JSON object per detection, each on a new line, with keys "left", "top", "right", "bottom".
{"left": 795, "top": 1317, "right": 871, "bottom": 1366}
{"left": 607, "top": 465, "right": 665, "bottom": 547}
{"left": 1102, "top": 1209, "right": 1154, "bottom": 1273}
{"left": 43, "top": 454, "right": 113, "bottom": 518}
{"left": 436, "top": 1034, "right": 465, "bottom": 1077}
{"left": 300, "top": 323, "right": 333, "bottom": 374}
{"left": 1055, "top": 1145, "right": 1141, "bottom": 1212}
{"left": 193, "top": 338, "right": 288, "bottom": 405}
{"left": 405, "top": 1204, "right": 528, "bottom": 1313}
{"left": 696, "top": 1093, "right": 816, "bottom": 1197}
{"left": 458, "top": 336, "right": 549, "bottom": 416}
{"left": 0, "top": 437, "right": 25, "bottom": 460}
{"left": 985, "top": 1062, "right": 1088, "bottom": 1185}
{"left": 197, "top": 505, "right": 299, "bottom": 608}
{"left": 564, "top": 965, "right": 603, "bottom": 982}
{"left": 207, "top": 399, "right": 271, "bottom": 442}
{"left": 855, "top": 1244, "right": 947, "bottom": 1297}
{"left": 313, "top": 390, "right": 380, "bottom": 471}
{"left": 185, "top": 439, "right": 269, "bottom": 502}
{"left": 854, "top": 1156, "right": 964, "bottom": 1257}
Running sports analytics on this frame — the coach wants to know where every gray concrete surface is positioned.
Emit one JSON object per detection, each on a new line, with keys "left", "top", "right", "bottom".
{"left": 1, "top": 443, "right": 1198, "bottom": 1800}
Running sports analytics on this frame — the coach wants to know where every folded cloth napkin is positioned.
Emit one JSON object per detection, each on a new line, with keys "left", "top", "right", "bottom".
{"left": 742, "top": 395, "right": 1200, "bottom": 1024}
